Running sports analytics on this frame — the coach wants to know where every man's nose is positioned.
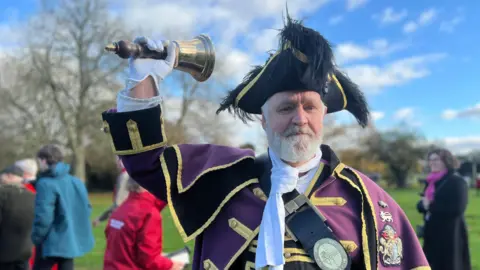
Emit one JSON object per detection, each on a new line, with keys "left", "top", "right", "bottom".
{"left": 292, "top": 108, "right": 308, "bottom": 125}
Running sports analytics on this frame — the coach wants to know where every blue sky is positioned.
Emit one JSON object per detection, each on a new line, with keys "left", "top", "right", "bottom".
{"left": 1, "top": 0, "right": 479, "bottom": 153}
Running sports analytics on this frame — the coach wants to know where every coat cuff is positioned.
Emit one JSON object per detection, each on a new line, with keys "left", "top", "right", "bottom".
{"left": 116, "top": 89, "right": 162, "bottom": 113}
{"left": 102, "top": 104, "right": 167, "bottom": 155}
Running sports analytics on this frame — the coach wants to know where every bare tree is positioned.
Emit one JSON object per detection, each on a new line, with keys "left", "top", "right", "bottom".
{"left": 322, "top": 115, "right": 348, "bottom": 142}
{"left": 10, "top": 0, "right": 129, "bottom": 181}
{"left": 0, "top": 0, "right": 238, "bottom": 181}
{"left": 163, "top": 71, "right": 236, "bottom": 146}
{"left": 0, "top": 56, "right": 63, "bottom": 164}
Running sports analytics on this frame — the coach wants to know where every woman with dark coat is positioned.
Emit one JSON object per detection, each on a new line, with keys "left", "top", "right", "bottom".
{"left": 417, "top": 148, "right": 471, "bottom": 270}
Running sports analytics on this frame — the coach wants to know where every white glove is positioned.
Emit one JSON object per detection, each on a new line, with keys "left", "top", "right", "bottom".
{"left": 125, "top": 36, "right": 177, "bottom": 93}
{"left": 117, "top": 37, "right": 176, "bottom": 112}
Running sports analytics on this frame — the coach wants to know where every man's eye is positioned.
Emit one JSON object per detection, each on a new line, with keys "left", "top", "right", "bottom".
{"left": 278, "top": 107, "right": 292, "bottom": 112}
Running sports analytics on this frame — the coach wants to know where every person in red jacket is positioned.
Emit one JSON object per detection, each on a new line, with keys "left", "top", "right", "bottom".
{"left": 103, "top": 178, "right": 185, "bottom": 270}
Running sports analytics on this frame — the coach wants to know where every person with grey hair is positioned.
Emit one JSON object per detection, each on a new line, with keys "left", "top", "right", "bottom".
{"left": 15, "top": 158, "right": 38, "bottom": 184}
{"left": 0, "top": 165, "right": 36, "bottom": 270}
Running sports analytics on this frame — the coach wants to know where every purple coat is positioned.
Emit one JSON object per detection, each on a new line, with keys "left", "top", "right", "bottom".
{"left": 102, "top": 105, "right": 430, "bottom": 270}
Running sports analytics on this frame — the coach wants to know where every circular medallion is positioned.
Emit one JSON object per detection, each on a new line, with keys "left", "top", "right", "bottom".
{"left": 313, "top": 238, "right": 349, "bottom": 270}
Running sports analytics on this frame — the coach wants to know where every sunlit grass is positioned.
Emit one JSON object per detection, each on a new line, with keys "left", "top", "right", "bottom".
{"left": 76, "top": 190, "right": 480, "bottom": 270}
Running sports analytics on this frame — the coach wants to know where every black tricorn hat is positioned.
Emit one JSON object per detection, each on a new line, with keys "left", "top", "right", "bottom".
{"left": 216, "top": 14, "right": 370, "bottom": 127}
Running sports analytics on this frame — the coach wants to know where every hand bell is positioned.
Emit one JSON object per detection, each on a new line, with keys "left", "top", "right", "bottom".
{"left": 105, "top": 34, "right": 216, "bottom": 82}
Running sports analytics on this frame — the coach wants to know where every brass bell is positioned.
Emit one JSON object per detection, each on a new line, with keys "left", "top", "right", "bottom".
{"left": 105, "top": 34, "right": 216, "bottom": 82}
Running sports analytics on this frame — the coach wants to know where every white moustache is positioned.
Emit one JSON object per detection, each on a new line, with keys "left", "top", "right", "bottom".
{"left": 283, "top": 126, "right": 315, "bottom": 137}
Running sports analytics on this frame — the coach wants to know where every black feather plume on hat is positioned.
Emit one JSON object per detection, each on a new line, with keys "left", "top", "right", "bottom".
{"left": 332, "top": 69, "right": 370, "bottom": 127}
{"left": 216, "top": 65, "right": 263, "bottom": 123}
{"left": 278, "top": 15, "right": 334, "bottom": 91}
{"left": 216, "top": 11, "right": 370, "bottom": 128}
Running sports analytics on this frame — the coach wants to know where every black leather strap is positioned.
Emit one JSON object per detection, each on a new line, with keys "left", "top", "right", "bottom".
{"left": 255, "top": 153, "right": 352, "bottom": 269}
{"left": 284, "top": 189, "right": 352, "bottom": 270}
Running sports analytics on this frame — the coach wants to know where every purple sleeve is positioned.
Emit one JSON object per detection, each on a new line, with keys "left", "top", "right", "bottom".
{"left": 102, "top": 105, "right": 256, "bottom": 242}
{"left": 101, "top": 105, "right": 255, "bottom": 203}
{"left": 121, "top": 149, "right": 168, "bottom": 201}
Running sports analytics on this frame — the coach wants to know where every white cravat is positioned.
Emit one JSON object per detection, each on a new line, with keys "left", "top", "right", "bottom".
{"left": 255, "top": 148, "right": 322, "bottom": 270}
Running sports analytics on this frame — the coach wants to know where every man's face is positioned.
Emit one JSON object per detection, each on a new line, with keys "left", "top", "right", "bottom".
{"left": 37, "top": 158, "right": 49, "bottom": 172}
{"left": 261, "top": 90, "right": 327, "bottom": 163}
{"left": 0, "top": 173, "right": 23, "bottom": 185}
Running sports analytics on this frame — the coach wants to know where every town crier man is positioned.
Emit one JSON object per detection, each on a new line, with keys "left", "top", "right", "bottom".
{"left": 102, "top": 14, "right": 430, "bottom": 270}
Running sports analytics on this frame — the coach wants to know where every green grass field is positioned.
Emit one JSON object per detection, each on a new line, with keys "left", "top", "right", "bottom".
{"left": 76, "top": 190, "right": 480, "bottom": 270}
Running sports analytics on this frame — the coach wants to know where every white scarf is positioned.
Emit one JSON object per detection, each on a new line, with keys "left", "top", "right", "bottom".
{"left": 255, "top": 148, "right": 323, "bottom": 270}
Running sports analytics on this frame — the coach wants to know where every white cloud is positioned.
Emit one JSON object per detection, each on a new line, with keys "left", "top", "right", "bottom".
{"left": 442, "top": 103, "right": 480, "bottom": 120}
{"left": 329, "top": 15, "right": 344, "bottom": 25}
{"left": 394, "top": 107, "right": 414, "bottom": 120}
{"left": 373, "top": 7, "right": 408, "bottom": 24}
{"left": 335, "top": 38, "right": 408, "bottom": 65}
{"left": 343, "top": 53, "right": 446, "bottom": 93}
{"left": 392, "top": 107, "right": 423, "bottom": 127}
{"left": 403, "top": 21, "right": 418, "bottom": 33}
{"left": 439, "top": 14, "right": 465, "bottom": 33}
{"left": 371, "top": 111, "right": 385, "bottom": 121}
{"left": 118, "top": 0, "right": 332, "bottom": 84}
{"left": 439, "top": 136, "right": 480, "bottom": 155}
{"left": 442, "top": 109, "right": 458, "bottom": 120}
{"left": 347, "top": 0, "right": 368, "bottom": 11}
{"left": 0, "top": 22, "right": 24, "bottom": 51}
{"left": 418, "top": 8, "right": 437, "bottom": 24}
{"left": 121, "top": 0, "right": 331, "bottom": 41}
{"left": 335, "top": 43, "right": 371, "bottom": 64}
{"left": 249, "top": 28, "right": 280, "bottom": 54}
{"left": 213, "top": 47, "right": 255, "bottom": 83}
{"left": 403, "top": 8, "right": 437, "bottom": 34}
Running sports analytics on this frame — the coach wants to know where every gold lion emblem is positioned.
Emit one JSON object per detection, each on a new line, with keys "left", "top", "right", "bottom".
{"left": 379, "top": 224, "right": 403, "bottom": 266}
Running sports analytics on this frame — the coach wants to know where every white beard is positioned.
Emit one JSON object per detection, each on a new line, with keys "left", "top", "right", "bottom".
{"left": 265, "top": 122, "right": 323, "bottom": 163}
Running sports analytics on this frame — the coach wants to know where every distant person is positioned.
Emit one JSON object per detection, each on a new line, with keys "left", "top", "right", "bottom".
{"left": 103, "top": 179, "right": 184, "bottom": 270}
{"left": 476, "top": 174, "right": 480, "bottom": 196}
{"left": 417, "top": 148, "right": 471, "bottom": 270}
{"left": 31, "top": 144, "right": 95, "bottom": 270}
{"left": 0, "top": 165, "right": 35, "bottom": 270}
{"left": 93, "top": 156, "right": 130, "bottom": 227}
{"left": 13, "top": 160, "right": 59, "bottom": 270}
{"left": 15, "top": 158, "right": 38, "bottom": 184}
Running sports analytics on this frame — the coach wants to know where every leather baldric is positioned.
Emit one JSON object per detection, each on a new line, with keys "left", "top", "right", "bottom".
{"left": 255, "top": 154, "right": 352, "bottom": 270}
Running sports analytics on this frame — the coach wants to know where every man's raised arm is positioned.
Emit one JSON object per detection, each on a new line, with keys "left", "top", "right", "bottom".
{"left": 101, "top": 37, "right": 177, "bottom": 201}
{"left": 101, "top": 36, "right": 256, "bottom": 243}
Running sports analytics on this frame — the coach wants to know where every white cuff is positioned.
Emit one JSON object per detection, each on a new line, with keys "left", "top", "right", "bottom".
{"left": 116, "top": 89, "right": 162, "bottom": 113}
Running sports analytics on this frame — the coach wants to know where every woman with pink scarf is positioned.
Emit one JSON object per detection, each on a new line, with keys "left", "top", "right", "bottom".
{"left": 417, "top": 148, "right": 471, "bottom": 270}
